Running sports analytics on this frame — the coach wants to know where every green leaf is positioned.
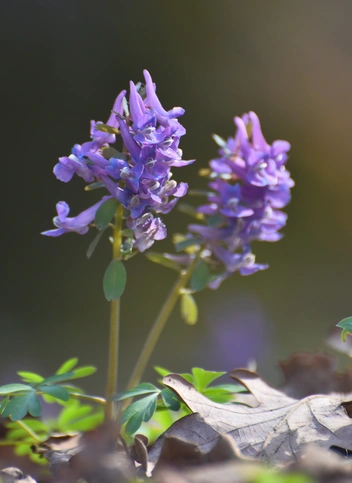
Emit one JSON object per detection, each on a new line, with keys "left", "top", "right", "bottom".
{"left": 191, "top": 368, "right": 225, "bottom": 392}
{"left": 67, "top": 411, "right": 104, "bottom": 432}
{"left": 190, "top": 261, "right": 210, "bottom": 292}
{"left": 160, "top": 388, "right": 181, "bottom": 411}
{"left": 112, "top": 383, "right": 159, "bottom": 401}
{"left": 87, "top": 229, "right": 106, "bottom": 259}
{"left": 17, "top": 372, "right": 44, "bottom": 384}
{"left": 154, "top": 366, "right": 171, "bottom": 377}
{"left": 202, "top": 387, "right": 236, "bottom": 403}
{"left": 57, "top": 401, "right": 92, "bottom": 428}
{"left": 62, "top": 385, "right": 83, "bottom": 394}
{"left": 3, "top": 393, "right": 41, "bottom": 421}
{"left": 56, "top": 358, "right": 79, "bottom": 375}
{"left": 0, "top": 384, "right": 34, "bottom": 395}
{"left": 121, "top": 393, "right": 158, "bottom": 435}
{"left": 95, "top": 198, "right": 119, "bottom": 231}
{"left": 178, "top": 373, "right": 194, "bottom": 384}
{"left": 0, "top": 396, "right": 10, "bottom": 414}
{"left": 180, "top": 293, "right": 198, "bottom": 325}
{"left": 68, "top": 366, "right": 97, "bottom": 380}
{"left": 212, "top": 383, "right": 247, "bottom": 393}
{"left": 175, "top": 238, "right": 202, "bottom": 252}
{"left": 84, "top": 181, "right": 106, "bottom": 191}
{"left": 337, "top": 317, "right": 352, "bottom": 342}
{"left": 41, "top": 372, "right": 76, "bottom": 385}
{"left": 7, "top": 418, "right": 48, "bottom": 432}
{"left": 125, "top": 412, "right": 144, "bottom": 436}
{"left": 94, "top": 123, "right": 120, "bottom": 135}
{"left": 38, "top": 385, "right": 70, "bottom": 402}
{"left": 145, "top": 253, "right": 181, "bottom": 272}
{"left": 101, "top": 147, "right": 127, "bottom": 161}
{"left": 28, "top": 394, "right": 41, "bottom": 417}
{"left": 103, "top": 260, "right": 127, "bottom": 301}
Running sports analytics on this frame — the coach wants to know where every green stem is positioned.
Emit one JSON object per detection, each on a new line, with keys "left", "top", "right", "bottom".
{"left": 0, "top": 441, "right": 26, "bottom": 446}
{"left": 16, "top": 420, "right": 41, "bottom": 443}
{"left": 127, "top": 250, "right": 202, "bottom": 390}
{"left": 70, "top": 393, "right": 106, "bottom": 405}
{"left": 105, "top": 203, "right": 123, "bottom": 420}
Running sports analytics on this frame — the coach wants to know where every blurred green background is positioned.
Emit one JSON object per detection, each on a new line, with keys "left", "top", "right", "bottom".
{"left": 2, "top": 0, "right": 352, "bottom": 395}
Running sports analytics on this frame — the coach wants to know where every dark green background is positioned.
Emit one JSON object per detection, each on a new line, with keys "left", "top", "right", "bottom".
{"left": 2, "top": 0, "right": 352, "bottom": 394}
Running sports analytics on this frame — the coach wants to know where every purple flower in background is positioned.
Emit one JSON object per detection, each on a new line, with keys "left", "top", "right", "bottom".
{"left": 189, "top": 111, "right": 294, "bottom": 288}
{"left": 43, "top": 70, "right": 194, "bottom": 252}
{"left": 196, "top": 294, "right": 272, "bottom": 371}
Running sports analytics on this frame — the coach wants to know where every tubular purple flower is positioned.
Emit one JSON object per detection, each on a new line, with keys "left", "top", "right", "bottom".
{"left": 106, "top": 90, "right": 126, "bottom": 128}
{"left": 189, "top": 111, "right": 294, "bottom": 288}
{"left": 44, "top": 70, "right": 194, "bottom": 251}
{"left": 42, "top": 197, "right": 111, "bottom": 237}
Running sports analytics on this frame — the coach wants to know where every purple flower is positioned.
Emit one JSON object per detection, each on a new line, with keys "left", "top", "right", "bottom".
{"left": 127, "top": 213, "right": 167, "bottom": 253}
{"left": 44, "top": 71, "right": 194, "bottom": 252}
{"left": 189, "top": 111, "right": 293, "bottom": 288}
{"left": 42, "top": 197, "right": 110, "bottom": 237}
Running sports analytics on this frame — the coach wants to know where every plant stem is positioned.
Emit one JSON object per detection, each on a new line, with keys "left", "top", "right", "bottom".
{"left": 70, "top": 393, "right": 106, "bottom": 405}
{"left": 127, "top": 250, "right": 202, "bottom": 390}
{"left": 105, "top": 203, "right": 123, "bottom": 419}
{"left": 16, "top": 420, "right": 41, "bottom": 442}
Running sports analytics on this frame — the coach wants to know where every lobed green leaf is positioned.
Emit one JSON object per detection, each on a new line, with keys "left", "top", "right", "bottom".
{"left": 41, "top": 372, "right": 76, "bottom": 385}
{"left": 112, "top": 383, "right": 159, "bottom": 401}
{"left": 160, "top": 388, "right": 181, "bottom": 411}
{"left": 121, "top": 393, "right": 158, "bottom": 435}
{"left": 68, "top": 366, "right": 97, "bottom": 380}
{"left": 17, "top": 372, "right": 44, "bottom": 384}
{"left": 2, "top": 393, "right": 41, "bottom": 421}
{"left": 191, "top": 368, "right": 225, "bottom": 392}
{"left": 337, "top": 317, "right": 352, "bottom": 342}
{"left": 67, "top": 411, "right": 104, "bottom": 432}
{"left": 0, "top": 384, "right": 34, "bottom": 395}
{"left": 38, "top": 385, "right": 70, "bottom": 402}
{"left": 154, "top": 366, "right": 171, "bottom": 377}
{"left": 56, "top": 358, "right": 79, "bottom": 375}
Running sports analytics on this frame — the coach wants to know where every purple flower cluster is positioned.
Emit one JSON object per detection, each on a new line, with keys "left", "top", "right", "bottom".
{"left": 43, "top": 70, "right": 194, "bottom": 252}
{"left": 189, "top": 111, "right": 294, "bottom": 288}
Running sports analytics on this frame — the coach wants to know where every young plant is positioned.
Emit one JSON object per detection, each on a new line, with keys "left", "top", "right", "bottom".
{"left": 113, "top": 367, "right": 246, "bottom": 439}
{"left": 127, "top": 111, "right": 294, "bottom": 390}
{"left": 42, "top": 70, "right": 194, "bottom": 419}
{"left": 1, "top": 71, "right": 294, "bottom": 472}
{"left": 0, "top": 358, "right": 104, "bottom": 462}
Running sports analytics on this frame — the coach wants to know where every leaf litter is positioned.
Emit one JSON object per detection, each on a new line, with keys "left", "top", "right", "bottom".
{"left": 6, "top": 352, "right": 352, "bottom": 482}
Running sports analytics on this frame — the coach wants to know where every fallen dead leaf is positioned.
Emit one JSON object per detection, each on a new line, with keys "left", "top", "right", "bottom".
{"left": 162, "top": 369, "right": 352, "bottom": 466}
{"left": 0, "top": 468, "right": 37, "bottom": 483}
{"left": 279, "top": 352, "right": 352, "bottom": 398}
{"left": 43, "top": 423, "right": 136, "bottom": 483}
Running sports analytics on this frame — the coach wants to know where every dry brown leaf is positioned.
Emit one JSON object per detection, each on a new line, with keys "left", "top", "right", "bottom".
{"left": 279, "top": 352, "right": 352, "bottom": 398}
{"left": 0, "top": 468, "right": 37, "bottom": 483}
{"left": 44, "top": 423, "right": 135, "bottom": 483}
{"left": 163, "top": 369, "right": 352, "bottom": 465}
{"left": 153, "top": 460, "right": 263, "bottom": 483}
